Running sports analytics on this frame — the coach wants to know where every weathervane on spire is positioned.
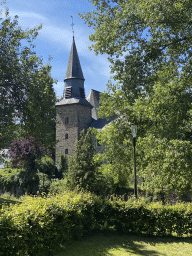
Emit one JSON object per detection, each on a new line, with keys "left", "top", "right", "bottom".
{"left": 71, "top": 16, "right": 75, "bottom": 38}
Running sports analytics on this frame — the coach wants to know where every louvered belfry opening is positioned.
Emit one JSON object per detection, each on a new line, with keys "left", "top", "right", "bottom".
{"left": 65, "top": 87, "right": 72, "bottom": 98}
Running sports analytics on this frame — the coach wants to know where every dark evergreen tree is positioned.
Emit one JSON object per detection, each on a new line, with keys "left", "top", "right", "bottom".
{"left": 56, "top": 152, "right": 68, "bottom": 179}
{"left": 68, "top": 129, "right": 97, "bottom": 192}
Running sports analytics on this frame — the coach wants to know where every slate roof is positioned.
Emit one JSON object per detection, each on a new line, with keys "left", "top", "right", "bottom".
{"left": 90, "top": 118, "right": 112, "bottom": 129}
{"left": 56, "top": 97, "right": 92, "bottom": 107}
{"left": 86, "top": 89, "right": 100, "bottom": 120}
{"left": 65, "top": 37, "right": 84, "bottom": 81}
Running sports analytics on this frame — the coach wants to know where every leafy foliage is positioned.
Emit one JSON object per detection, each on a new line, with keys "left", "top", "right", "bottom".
{"left": 49, "top": 178, "right": 68, "bottom": 194}
{"left": 37, "top": 155, "right": 55, "bottom": 179}
{"left": 0, "top": 4, "right": 56, "bottom": 152}
{"left": 0, "top": 191, "right": 101, "bottom": 255}
{"left": 0, "top": 167, "right": 39, "bottom": 195}
{"left": 67, "top": 130, "right": 98, "bottom": 192}
{"left": 137, "top": 137, "right": 192, "bottom": 197}
{"left": 0, "top": 168, "right": 23, "bottom": 194}
{"left": 8, "top": 137, "right": 45, "bottom": 169}
{"left": 56, "top": 152, "right": 68, "bottom": 179}
{"left": 7, "top": 137, "right": 45, "bottom": 193}
{"left": 0, "top": 192, "right": 192, "bottom": 255}
{"left": 93, "top": 123, "right": 132, "bottom": 190}
{"left": 80, "top": 0, "right": 192, "bottom": 195}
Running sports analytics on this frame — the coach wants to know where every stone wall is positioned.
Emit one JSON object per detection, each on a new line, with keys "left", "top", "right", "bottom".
{"left": 55, "top": 103, "right": 92, "bottom": 164}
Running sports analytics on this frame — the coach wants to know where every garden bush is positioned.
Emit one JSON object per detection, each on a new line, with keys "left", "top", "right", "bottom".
{"left": 0, "top": 192, "right": 192, "bottom": 255}
{"left": 37, "top": 171, "right": 51, "bottom": 193}
{"left": 0, "top": 168, "right": 24, "bottom": 195}
{"left": 48, "top": 178, "right": 68, "bottom": 194}
{"left": 0, "top": 190, "right": 103, "bottom": 256}
{"left": 36, "top": 155, "right": 56, "bottom": 179}
{"left": 0, "top": 167, "right": 40, "bottom": 196}
{"left": 103, "top": 197, "right": 192, "bottom": 237}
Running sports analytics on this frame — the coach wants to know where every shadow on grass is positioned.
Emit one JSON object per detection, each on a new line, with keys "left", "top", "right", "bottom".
{"left": 55, "top": 231, "right": 192, "bottom": 256}
{"left": 0, "top": 198, "right": 21, "bottom": 209}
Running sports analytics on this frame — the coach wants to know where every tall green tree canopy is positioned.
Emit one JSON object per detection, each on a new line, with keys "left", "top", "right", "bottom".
{"left": 81, "top": 0, "right": 192, "bottom": 196}
{"left": 81, "top": 0, "right": 192, "bottom": 106}
{"left": 0, "top": 3, "right": 56, "bottom": 153}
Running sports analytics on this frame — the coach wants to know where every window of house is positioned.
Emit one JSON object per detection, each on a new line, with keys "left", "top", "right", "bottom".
{"left": 65, "top": 133, "right": 68, "bottom": 139}
{"left": 65, "top": 117, "right": 69, "bottom": 124}
{"left": 65, "top": 149, "right": 68, "bottom": 154}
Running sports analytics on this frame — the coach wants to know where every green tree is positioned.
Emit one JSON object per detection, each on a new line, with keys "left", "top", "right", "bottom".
{"left": 93, "top": 123, "right": 132, "bottom": 189}
{"left": 67, "top": 130, "right": 97, "bottom": 192}
{"left": 81, "top": 0, "right": 192, "bottom": 130}
{"left": 57, "top": 152, "right": 68, "bottom": 179}
{"left": 37, "top": 155, "right": 56, "bottom": 179}
{"left": 0, "top": 4, "right": 56, "bottom": 154}
{"left": 81, "top": 0, "right": 192, "bottom": 196}
{"left": 137, "top": 136, "right": 192, "bottom": 198}
{"left": 8, "top": 136, "right": 45, "bottom": 193}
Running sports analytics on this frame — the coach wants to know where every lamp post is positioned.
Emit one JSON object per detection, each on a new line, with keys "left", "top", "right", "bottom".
{"left": 131, "top": 124, "right": 137, "bottom": 198}
{"left": 43, "top": 158, "right": 45, "bottom": 191}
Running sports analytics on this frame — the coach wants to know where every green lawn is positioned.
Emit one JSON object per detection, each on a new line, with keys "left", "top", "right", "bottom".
{"left": 55, "top": 232, "right": 192, "bottom": 256}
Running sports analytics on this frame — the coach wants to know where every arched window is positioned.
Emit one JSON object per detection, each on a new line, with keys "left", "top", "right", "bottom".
{"left": 65, "top": 117, "right": 69, "bottom": 124}
{"left": 65, "top": 149, "right": 68, "bottom": 155}
{"left": 65, "top": 133, "right": 68, "bottom": 139}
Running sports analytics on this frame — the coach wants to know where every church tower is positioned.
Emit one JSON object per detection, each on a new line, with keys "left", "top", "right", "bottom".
{"left": 55, "top": 37, "right": 92, "bottom": 163}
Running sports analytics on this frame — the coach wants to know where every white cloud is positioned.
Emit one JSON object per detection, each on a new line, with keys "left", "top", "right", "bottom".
{"left": 8, "top": 10, "right": 46, "bottom": 28}
{"left": 9, "top": 8, "right": 110, "bottom": 70}
{"left": 40, "top": 25, "right": 72, "bottom": 50}
{"left": 39, "top": 22, "right": 111, "bottom": 80}
{"left": 13, "top": 11, "right": 46, "bottom": 20}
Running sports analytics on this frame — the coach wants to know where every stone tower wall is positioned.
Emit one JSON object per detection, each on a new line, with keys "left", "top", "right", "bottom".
{"left": 55, "top": 104, "right": 92, "bottom": 164}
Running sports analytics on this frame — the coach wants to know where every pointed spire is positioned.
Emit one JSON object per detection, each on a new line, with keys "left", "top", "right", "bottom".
{"left": 65, "top": 37, "right": 84, "bottom": 81}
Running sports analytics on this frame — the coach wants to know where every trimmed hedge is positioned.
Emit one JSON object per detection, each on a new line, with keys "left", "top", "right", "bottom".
{"left": 0, "top": 191, "right": 102, "bottom": 256}
{"left": 0, "top": 192, "right": 192, "bottom": 255}
{"left": 103, "top": 199, "right": 192, "bottom": 237}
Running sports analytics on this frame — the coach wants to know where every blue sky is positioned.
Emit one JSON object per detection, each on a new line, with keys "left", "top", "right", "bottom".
{"left": 3, "top": 0, "right": 111, "bottom": 98}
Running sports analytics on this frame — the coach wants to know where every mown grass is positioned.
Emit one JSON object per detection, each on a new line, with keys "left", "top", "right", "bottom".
{"left": 55, "top": 232, "right": 192, "bottom": 256}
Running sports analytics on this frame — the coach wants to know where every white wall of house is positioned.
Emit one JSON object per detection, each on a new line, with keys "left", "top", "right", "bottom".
{"left": 0, "top": 149, "right": 10, "bottom": 169}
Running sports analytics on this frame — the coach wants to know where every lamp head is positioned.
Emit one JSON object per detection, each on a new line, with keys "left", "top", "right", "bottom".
{"left": 131, "top": 124, "right": 137, "bottom": 138}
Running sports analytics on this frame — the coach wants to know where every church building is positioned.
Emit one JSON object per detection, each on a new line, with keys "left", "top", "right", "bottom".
{"left": 55, "top": 37, "right": 109, "bottom": 163}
